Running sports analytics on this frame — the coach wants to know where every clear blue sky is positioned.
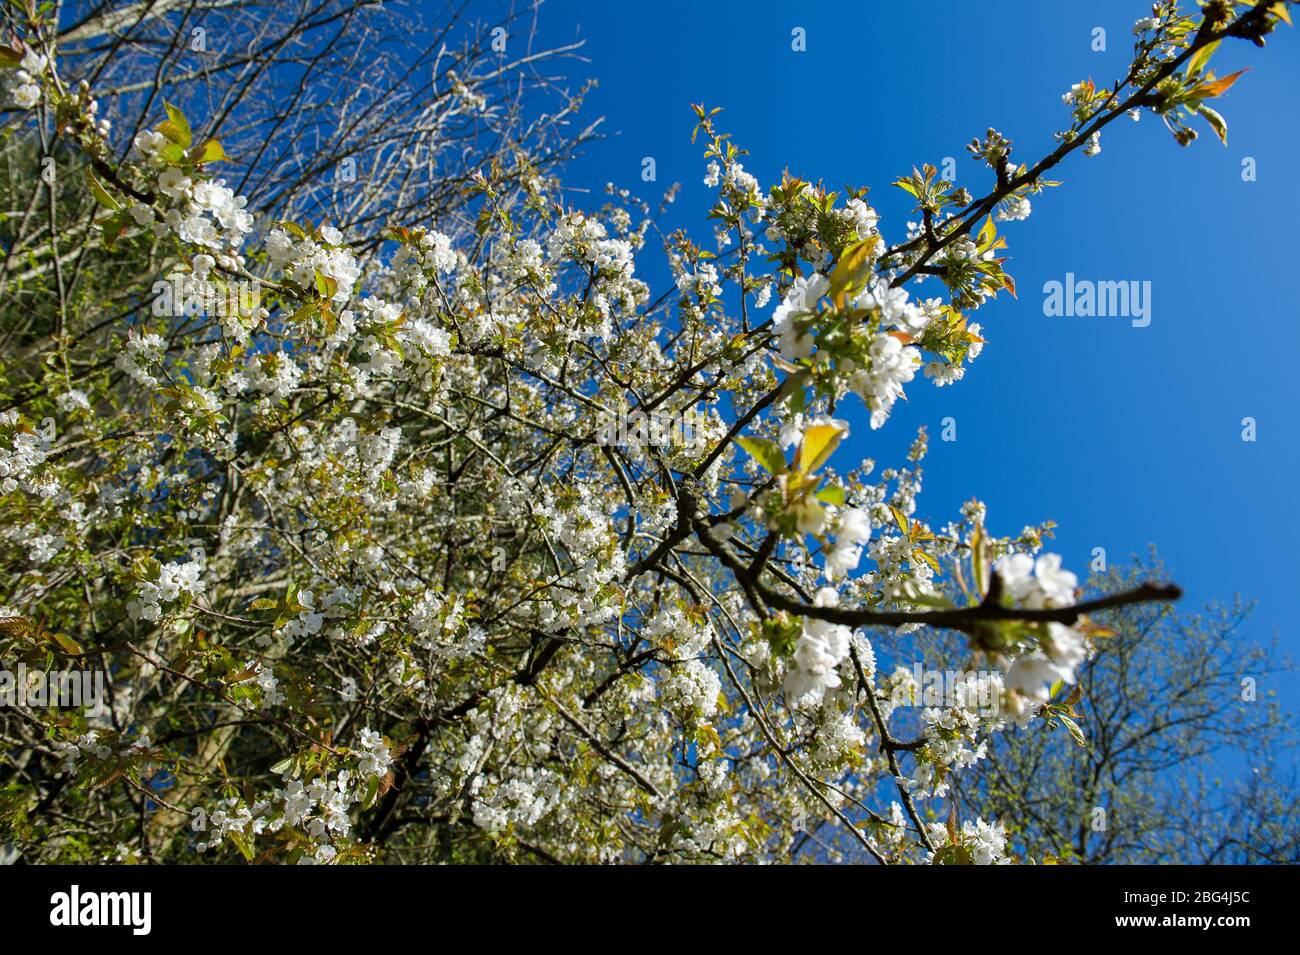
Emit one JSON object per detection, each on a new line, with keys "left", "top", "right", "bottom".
{"left": 526, "top": 0, "right": 1299, "bottom": 719}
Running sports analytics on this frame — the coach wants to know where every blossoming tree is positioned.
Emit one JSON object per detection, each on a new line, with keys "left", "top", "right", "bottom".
{"left": 0, "top": 0, "right": 1292, "bottom": 864}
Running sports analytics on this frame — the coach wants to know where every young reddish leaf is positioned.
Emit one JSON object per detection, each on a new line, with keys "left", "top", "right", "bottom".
{"left": 1192, "top": 68, "right": 1247, "bottom": 100}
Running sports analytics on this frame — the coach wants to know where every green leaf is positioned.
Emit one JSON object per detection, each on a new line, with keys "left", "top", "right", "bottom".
{"left": 268, "top": 756, "right": 295, "bottom": 775}
{"left": 796, "top": 424, "right": 843, "bottom": 475}
{"left": 814, "top": 484, "right": 846, "bottom": 506}
{"left": 49, "top": 632, "right": 84, "bottom": 655}
{"left": 189, "top": 138, "right": 226, "bottom": 165}
{"left": 969, "top": 522, "right": 988, "bottom": 597}
{"left": 84, "top": 168, "right": 120, "bottom": 211}
{"left": 289, "top": 301, "right": 318, "bottom": 326}
{"left": 100, "top": 211, "right": 130, "bottom": 250}
{"left": 1197, "top": 104, "right": 1228, "bottom": 145}
{"left": 912, "top": 548, "right": 940, "bottom": 575}
{"left": 362, "top": 774, "right": 381, "bottom": 809}
{"left": 385, "top": 333, "right": 404, "bottom": 362}
{"left": 828, "top": 235, "right": 878, "bottom": 306}
{"left": 159, "top": 101, "right": 193, "bottom": 148}
{"left": 888, "top": 504, "right": 910, "bottom": 536}
{"left": 158, "top": 142, "right": 187, "bottom": 165}
{"left": 314, "top": 269, "right": 337, "bottom": 299}
{"left": 788, "top": 385, "right": 808, "bottom": 415}
{"left": 228, "top": 829, "right": 255, "bottom": 861}
{"left": 736, "top": 436, "right": 787, "bottom": 475}
{"left": 1058, "top": 714, "right": 1087, "bottom": 747}
{"left": 1186, "top": 39, "right": 1219, "bottom": 79}
{"left": 932, "top": 844, "right": 974, "bottom": 865}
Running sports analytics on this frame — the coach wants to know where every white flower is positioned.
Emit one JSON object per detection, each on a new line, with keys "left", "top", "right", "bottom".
{"left": 793, "top": 498, "right": 827, "bottom": 536}
{"left": 1005, "top": 653, "right": 1059, "bottom": 704}
{"left": 1033, "top": 553, "right": 1077, "bottom": 606}
{"left": 419, "top": 229, "right": 457, "bottom": 274}
{"left": 128, "top": 202, "right": 155, "bottom": 227}
{"left": 824, "top": 507, "right": 871, "bottom": 580}
{"left": 265, "top": 229, "right": 295, "bottom": 264}
{"left": 962, "top": 818, "right": 1008, "bottom": 865}
{"left": 191, "top": 253, "right": 215, "bottom": 278}
{"left": 356, "top": 727, "right": 392, "bottom": 777}
{"left": 856, "top": 280, "right": 926, "bottom": 333}
{"left": 1043, "top": 623, "right": 1087, "bottom": 683}
{"left": 20, "top": 50, "right": 48, "bottom": 75}
{"left": 772, "top": 273, "right": 827, "bottom": 324}
{"left": 125, "top": 555, "right": 206, "bottom": 622}
{"left": 992, "top": 551, "right": 1076, "bottom": 609}
{"left": 848, "top": 333, "right": 921, "bottom": 428}
{"left": 158, "top": 167, "right": 193, "bottom": 200}
{"left": 995, "top": 553, "right": 1036, "bottom": 600}
{"left": 996, "top": 194, "right": 1031, "bottom": 222}
{"left": 783, "top": 589, "right": 854, "bottom": 703}
{"left": 132, "top": 130, "right": 168, "bottom": 162}
{"left": 174, "top": 213, "right": 219, "bottom": 248}
{"left": 664, "top": 659, "right": 721, "bottom": 719}
{"left": 924, "top": 359, "right": 965, "bottom": 387}
{"left": 838, "top": 507, "right": 871, "bottom": 545}
{"left": 401, "top": 318, "right": 452, "bottom": 358}
{"left": 191, "top": 179, "right": 254, "bottom": 239}
{"left": 12, "top": 83, "right": 40, "bottom": 109}
{"left": 55, "top": 389, "right": 90, "bottom": 413}
{"left": 824, "top": 543, "right": 858, "bottom": 581}
{"left": 844, "top": 197, "right": 879, "bottom": 236}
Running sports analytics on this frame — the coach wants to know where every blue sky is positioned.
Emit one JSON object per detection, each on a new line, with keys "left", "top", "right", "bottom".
{"left": 525, "top": 1, "right": 1300, "bottom": 717}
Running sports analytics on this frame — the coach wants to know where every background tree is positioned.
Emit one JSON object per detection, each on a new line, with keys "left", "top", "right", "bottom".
{"left": 939, "top": 555, "right": 1297, "bottom": 864}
